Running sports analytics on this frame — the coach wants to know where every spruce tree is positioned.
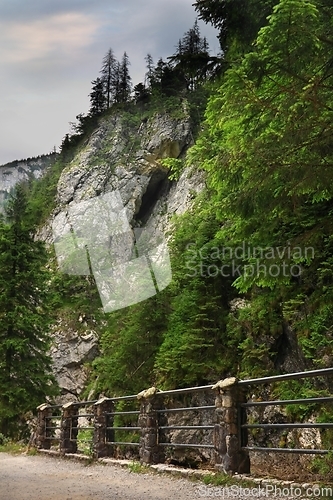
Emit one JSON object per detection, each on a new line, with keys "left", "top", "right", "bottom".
{"left": 192, "top": 0, "right": 333, "bottom": 291}
{"left": 89, "top": 77, "right": 106, "bottom": 116}
{"left": 193, "top": 0, "right": 275, "bottom": 54}
{"left": 118, "top": 52, "right": 132, "bottom": 103}
{"left": 169, "top": 20, "right": 211, "bottom": 89}
{"left": 100, "top": 48, "right": 117, "bottom": 108}
{"left": 0, "top": 185, "right": 57, "bottom": 436}
{"left": 144, "top": 53, "right": 155, "bottom": 89}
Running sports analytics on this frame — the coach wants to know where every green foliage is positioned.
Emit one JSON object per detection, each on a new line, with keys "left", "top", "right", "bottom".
{"left": 27, "top": 158, "right": 66, "bottom": 226}
{"left": 90, "top": 192, "right": 238, "bottom": 393}
{"left": 77, "top": 428, "right": 94, "bottom": 456}
{"left": 194, "top": 0, "right": 276, "bottom": 55}
{"left": 169, "top": 20, "right": 211, "bottom": 91}
{"left": 153, "top": 195, "right": 236, "bottom": 388}
{"left": 128, "top": 461, "right": 150, "bottom": 474}
{"left": 92, "top": 292, "right": 169, "bottom": 396}
{"left": 12, "top": 0, "right": 333, "bottom": 416}
{"left": 0, "top": 433, "right": 8, "bottom": 446}
{"left": 161, "top": 158, "right": 184, "bottom": 181}
{"left": 310, "top": 451, "right": 333, "bottom": 477}
{"left": 0, "top": 440, "right": 25, "bottom": 454}
{"left": 193, "top": 0, "right": 333, "bottom": 269}
{"left": 0, "top": 185, "right": 58, "bottom": 437}
{"left": 227, "top": 292, "right": 282, "bottom": 379}
{"left": 188, "top": 0, "right": 333, "bottom": 380}
{"left": 202, "top": 473, "right": 256, "bottom": 488}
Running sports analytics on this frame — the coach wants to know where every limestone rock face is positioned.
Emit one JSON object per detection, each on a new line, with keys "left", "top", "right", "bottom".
{"left": 54, "top": 113, "right": 195, "bottom": 220}
{"left": 0, "top": 154, "right": 56, "bottom": 210}
{"left": 45, "top": 108, "right": 205, "bottom": 399}
{"left": 50, "top": 320, "right": 99, "bottom": 401}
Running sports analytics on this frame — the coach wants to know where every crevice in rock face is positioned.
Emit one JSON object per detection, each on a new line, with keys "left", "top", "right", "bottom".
{"left": 61, "top": 388, "right": 79, "bottom": 398}
{"left": 135, "top": 170, "right": 170, "bottom": 225}
{"left": 272, "top": 322, "right": 307, "bottom": 373}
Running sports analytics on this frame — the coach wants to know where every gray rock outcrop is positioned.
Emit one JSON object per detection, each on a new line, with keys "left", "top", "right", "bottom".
{"left": 45, "top": 106, "right": 205, "bottom": 399}
{"left": 0, "top": 154, "right": 56, "bottom": 210}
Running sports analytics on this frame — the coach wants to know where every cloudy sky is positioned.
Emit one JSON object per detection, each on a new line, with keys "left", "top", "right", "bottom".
{"left": 0, "top": 0, "right": 219, "bottom": 166}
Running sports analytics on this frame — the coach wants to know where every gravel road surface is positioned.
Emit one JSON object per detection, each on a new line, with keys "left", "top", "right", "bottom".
{"left": 0, "top": 453, "right": 203, "bottom": 500}
{"left": 0, "top": 452, "right": 318, "bottom": 499}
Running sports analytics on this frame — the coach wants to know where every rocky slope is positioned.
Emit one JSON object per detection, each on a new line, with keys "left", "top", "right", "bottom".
{"left": 0, "top": 154, "right": 57, "bottom": 210}
{"left": 43, "top": 106, "right": 205, "bottom": 399}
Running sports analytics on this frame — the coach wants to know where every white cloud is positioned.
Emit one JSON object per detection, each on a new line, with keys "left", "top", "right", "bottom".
{"left": 0, "top": 0, "right": 219, "bottom": 165}
{"left": 0, "top": 12, "right": 101, "bottom": 64}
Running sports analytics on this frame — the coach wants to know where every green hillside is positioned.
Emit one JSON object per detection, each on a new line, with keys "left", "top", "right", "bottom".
{"left": 1, "top": 0, "right": 333, "bottom": 447}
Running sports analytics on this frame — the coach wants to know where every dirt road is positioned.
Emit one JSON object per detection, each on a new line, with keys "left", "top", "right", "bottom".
{"left": 0, "top": 453, "right": 202, "bottom": 500}
{"left": 1, "top": 452, "right": 321, "bottom": 499}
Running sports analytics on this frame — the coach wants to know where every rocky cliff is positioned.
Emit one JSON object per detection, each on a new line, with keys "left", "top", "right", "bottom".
{"left": 43, "top": 107, "right": 205, "bottom": 400}
{"left": 0, "top": 154, "right": 57, "bottom": 210}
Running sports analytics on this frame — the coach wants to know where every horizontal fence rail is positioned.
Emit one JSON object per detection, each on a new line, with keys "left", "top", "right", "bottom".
{"left": 238, "top": 367, "right": 333, "bottom": 386}
{"left": 35, "top": 367, "right": 333, "bottom": 474}
{"left": 239, "top": 368, "right": 333, "bottom": 456}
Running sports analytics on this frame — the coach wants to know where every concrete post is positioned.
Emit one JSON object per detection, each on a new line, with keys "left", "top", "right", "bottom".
{"left": 93, "top": 397, "right": 115, "bottom": 459}
{"left": 138, "top": 387, "right": 165, "bottom": 465}
{"left": 213, "top": 377, "right": 250, "bottom": 474}
{"left": 35, "top": 404, "right": 52, "bottom": 450}
{"left": 60, "top": 402, "right": 78, "bottom": 455}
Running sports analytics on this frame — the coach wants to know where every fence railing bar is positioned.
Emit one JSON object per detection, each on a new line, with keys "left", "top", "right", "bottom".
{"left": 37, "top": 368, "right": 333, "bottom": 472}
{"left": 239, "top": 367, "right": 333, "bottom": 386}
{"left": 159, "top": 425, "right": 214, "bottom": 430}
{"left": 244, "top": 446, "right": 330, "bottom": 454}
{"left": 70, "top": 439, "right": 93, "bottom": 443}
{"left": 72, "top": 414, "right": 94, "bottom": 418}
{"left": 155, "top": 385, "right": 213, "bottom": 396}
{"left": 111, "top": 395, "right": 138, "bottom": 402}
{"left": 66, "top": 400, "right": 98, "bottom": 407}
{"left": 158, "top": 443, "right": 215, "bottom": 449}
{"left": 156, "top": 406, "right": 215, "bottom": 414}
{"left": 243, "top": 423, "right": 333, "bottom": 429}
{"left": 241, "top": 396, "right": 333, "bottom": 407}
{"left": 107, "top": 441, "right": 140, "bottom": 446}
{"left": 106, "top": 411, "right": 140, "bottom": 416}
{"left": 71, "top": 427, "right": 94, "bottom": 431}
{"left": 111, "top": 427, "right": 141, "bottom": 431}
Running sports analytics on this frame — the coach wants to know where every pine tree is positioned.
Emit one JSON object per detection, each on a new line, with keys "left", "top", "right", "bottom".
{"left": 89, "top": 77, "right": 106, "bottom": 116}
{"left": 0, "top": 185, "right": 57, "bottom": 436}
{"left": 182, "top": 19, "right": 203, "bottom": 55}
{"left": 153, "top": 58, "right": 167, "bottom": 87}
{"left": 133, "top": 83, "right": 150, "bottom": 104}
{"left": 100, "top": 48, "right": 117, "bottom": 108}
{"left": 144, "top": 53, "right": 155, "bottom": 89}
{"left": 169, "top": 20, "right": 211, "bottom": 89}
{"left": 193, "top": 0, "right": 275, "bottom": 54}
{"left": 192, "top": 0, "right": 333, "bottom": 291}
{"left": 118, "top": 52, "right": 132, "bottom": 103}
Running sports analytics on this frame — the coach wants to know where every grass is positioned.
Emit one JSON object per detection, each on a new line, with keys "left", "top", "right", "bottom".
{"left": 26, "top": 446, "right": 38, "bottom": 456}
{"left": 77, "top": 429, "right": 94, "bottom": 457}
{"left": 201, "top": 473, "right": 256, "bottom": 488}
{"left": 0, "top": 441, "right": 26, "bottom": 454}
{"left": 128, "top": 461, "right": 151, "bottom": 474}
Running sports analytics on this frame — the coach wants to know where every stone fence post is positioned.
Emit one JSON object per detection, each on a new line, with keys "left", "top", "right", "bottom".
{"left": 35, "top": 404, "right": 53, "bottom": 450}
{"left": 138, "top": 387, "right": 165, "bottom": 465}
{"left": 60, "top": 402, "right": 78, "bottom": 455}
{"left": 213, "top": 377, "right": 250, "bottom": 474}
{"left": 93, "top": 397, "right": 115, "bottom": 459}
